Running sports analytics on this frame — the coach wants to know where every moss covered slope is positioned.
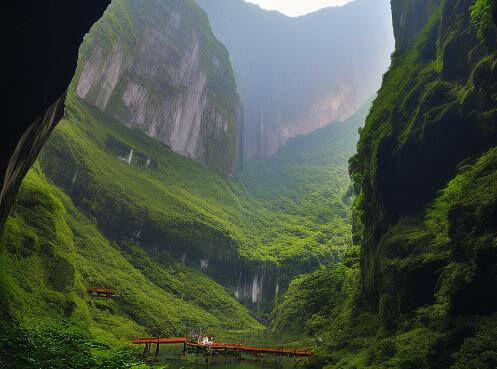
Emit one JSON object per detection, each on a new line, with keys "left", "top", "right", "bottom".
{"left": 0, "top": 165, "right": 262, "bottom": 336}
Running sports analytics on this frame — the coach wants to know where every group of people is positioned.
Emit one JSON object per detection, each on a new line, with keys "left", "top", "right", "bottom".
{"left": 189, "top": 334, "right": 214, "bottom": 347}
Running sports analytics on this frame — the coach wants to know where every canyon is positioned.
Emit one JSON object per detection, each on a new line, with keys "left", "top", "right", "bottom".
{"left": 196, "top": 0, "right": 394, "bottom": 159}
{"left": 1, "top": 0, "right": 496, "bottom": 368}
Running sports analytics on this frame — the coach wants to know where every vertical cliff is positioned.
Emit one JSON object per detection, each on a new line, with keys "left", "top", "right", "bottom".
{"left": 196, "top": 0, "right": 394, "bottom": 160}
{"left": 350, "top": 0, "right": 497, "bottom": 324}
{"left": 74, "top": 0, "right": 241, "bottom": 175}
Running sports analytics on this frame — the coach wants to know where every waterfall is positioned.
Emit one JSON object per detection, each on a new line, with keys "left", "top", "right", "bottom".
{"left": 70, "top": 169, "right": 79, "bottom": 193}
{"left": 260, "top": 103, "right": 264, "bottom": 155}
{"left": 146, "top": 157, "right": 150, "bottom": 167}
{"left": 251, "top": 275, "right": 261, "bottom": 303}
{"left": 127, "top": 148, "right": 134, "bottom": 164}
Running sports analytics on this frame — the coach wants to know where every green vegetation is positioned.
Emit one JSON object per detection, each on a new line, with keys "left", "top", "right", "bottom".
{"left": 0, "top": 165, "right": 264, "bottom": 367}
{"left": 0, "top": 56, "right": 366, "bottom": 367}
{"left": 0, "top": 165, "right": 263, "bottom": 330}
{"left": 37, "top": 86, "right": 367, "bottom": 302}
{"left": 5, "top": 0, "right": 495, "bottom": 368}
{"left": 240, "top": 104, "right": 369, "bottom": 284}
{"left": 471, "top": 0, "right": 496, "bottom": 43}
{"left": 268, "top": 0, "right": 497, "bottom": 368}
{"left": 0, "top": 320, "right": 138, "bottom": 369}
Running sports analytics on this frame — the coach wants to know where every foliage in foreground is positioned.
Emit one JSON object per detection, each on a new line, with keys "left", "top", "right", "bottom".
{"left": 0, "top": 320, "right": 139, "bottom": 369}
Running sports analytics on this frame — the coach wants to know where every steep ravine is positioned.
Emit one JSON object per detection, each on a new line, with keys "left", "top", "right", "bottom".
{"left": 37, "top": 94, "right": 363, "bottom": 314}
{"left": 3, "top": 0, "right": 376, "bottom": 322}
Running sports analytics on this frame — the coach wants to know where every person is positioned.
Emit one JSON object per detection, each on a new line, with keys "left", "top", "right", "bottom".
{"left": 201, "top": 335, "right": 213, "bottom": 346}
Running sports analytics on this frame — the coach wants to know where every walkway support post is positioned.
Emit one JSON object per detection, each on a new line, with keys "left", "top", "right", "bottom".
{"left": 155, "top": 337, "right": 160, "bottom": 358}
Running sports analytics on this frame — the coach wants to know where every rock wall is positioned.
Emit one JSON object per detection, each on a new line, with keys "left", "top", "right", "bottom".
{"left": 390, "top": 0, "right": 441, "bottom": 51}
{"left": 350, "top": 0, "right": 497, "bottom": 320}
{"left": 74, "top": 0, "right": 241, "bottom": 175}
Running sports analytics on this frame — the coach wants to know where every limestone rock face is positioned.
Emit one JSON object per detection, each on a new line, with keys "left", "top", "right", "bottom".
{"left": 74, "top": 0, "right": 241, "bottom": 175}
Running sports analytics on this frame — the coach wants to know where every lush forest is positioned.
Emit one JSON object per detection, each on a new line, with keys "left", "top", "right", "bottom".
{"left": 1, "top": 0, "right": 496, "bottom": 368}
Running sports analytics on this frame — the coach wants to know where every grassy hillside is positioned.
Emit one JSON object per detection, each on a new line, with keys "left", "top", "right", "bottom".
{"left": 36, "top": 87, "right": 368, "bottom": 304}
{"left": 0, "top": 165, "right": 263, "bottom": 367}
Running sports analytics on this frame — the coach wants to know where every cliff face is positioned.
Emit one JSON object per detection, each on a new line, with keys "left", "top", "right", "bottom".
{"left": 196, "top": 0, "right": 394, "bottom": 160}
{"left": 390, "top": 0, "right": 438, "bottom": 51}
{"left": 350, "top": 0, "right": 497, "bottom": 323}
{"left": 74, "top": 0, "right": 241, "bottom": 175}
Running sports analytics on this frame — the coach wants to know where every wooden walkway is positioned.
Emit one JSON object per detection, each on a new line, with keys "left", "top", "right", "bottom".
{"left": 130, "top": 337, "right": 188, "bottom": 345}
{"left": 130, "top": 337, "right": 314, "bottom": 358}
{"left": 87, "top": 288, "right": 116, "bottom": 298}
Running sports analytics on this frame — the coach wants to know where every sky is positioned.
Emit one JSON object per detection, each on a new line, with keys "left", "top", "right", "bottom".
{"left": 245, "top": 0, "right": 354, "bottom": 17}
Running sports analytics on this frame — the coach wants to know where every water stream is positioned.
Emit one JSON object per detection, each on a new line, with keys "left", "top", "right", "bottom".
{"left": 148, "top": 344, "right": 302, "bottom": 369}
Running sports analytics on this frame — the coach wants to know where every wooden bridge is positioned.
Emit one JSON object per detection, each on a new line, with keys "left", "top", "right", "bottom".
{"left": 87, "top": 288, "right": 116, "bottom": 298}
{"left": 130, "top": 336, "right": 314, "bottom": 359}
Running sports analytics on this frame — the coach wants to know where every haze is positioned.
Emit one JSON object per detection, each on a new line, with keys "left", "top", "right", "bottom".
{"left": 245, "top": 0, "right": 354, "bottom": 16}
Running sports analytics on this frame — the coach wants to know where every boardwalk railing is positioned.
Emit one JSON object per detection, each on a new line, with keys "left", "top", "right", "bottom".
{"left": 130, "top": 336, "right": 314, "bottom": 358}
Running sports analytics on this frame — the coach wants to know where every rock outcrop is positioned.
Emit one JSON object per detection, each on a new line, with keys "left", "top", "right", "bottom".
{"left": 74, "top": 0, "right": 241, "bottom": 175}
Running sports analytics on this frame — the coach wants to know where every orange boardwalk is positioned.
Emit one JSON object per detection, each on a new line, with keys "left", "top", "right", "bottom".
{"left": 130, "top": 337, "right": 188, "bottom": 344}
{"left": 130, "top": 337, "right": 314, "bottom": 357}
{"left": 87, "top": 288, "right": 116, "bottom": 297}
